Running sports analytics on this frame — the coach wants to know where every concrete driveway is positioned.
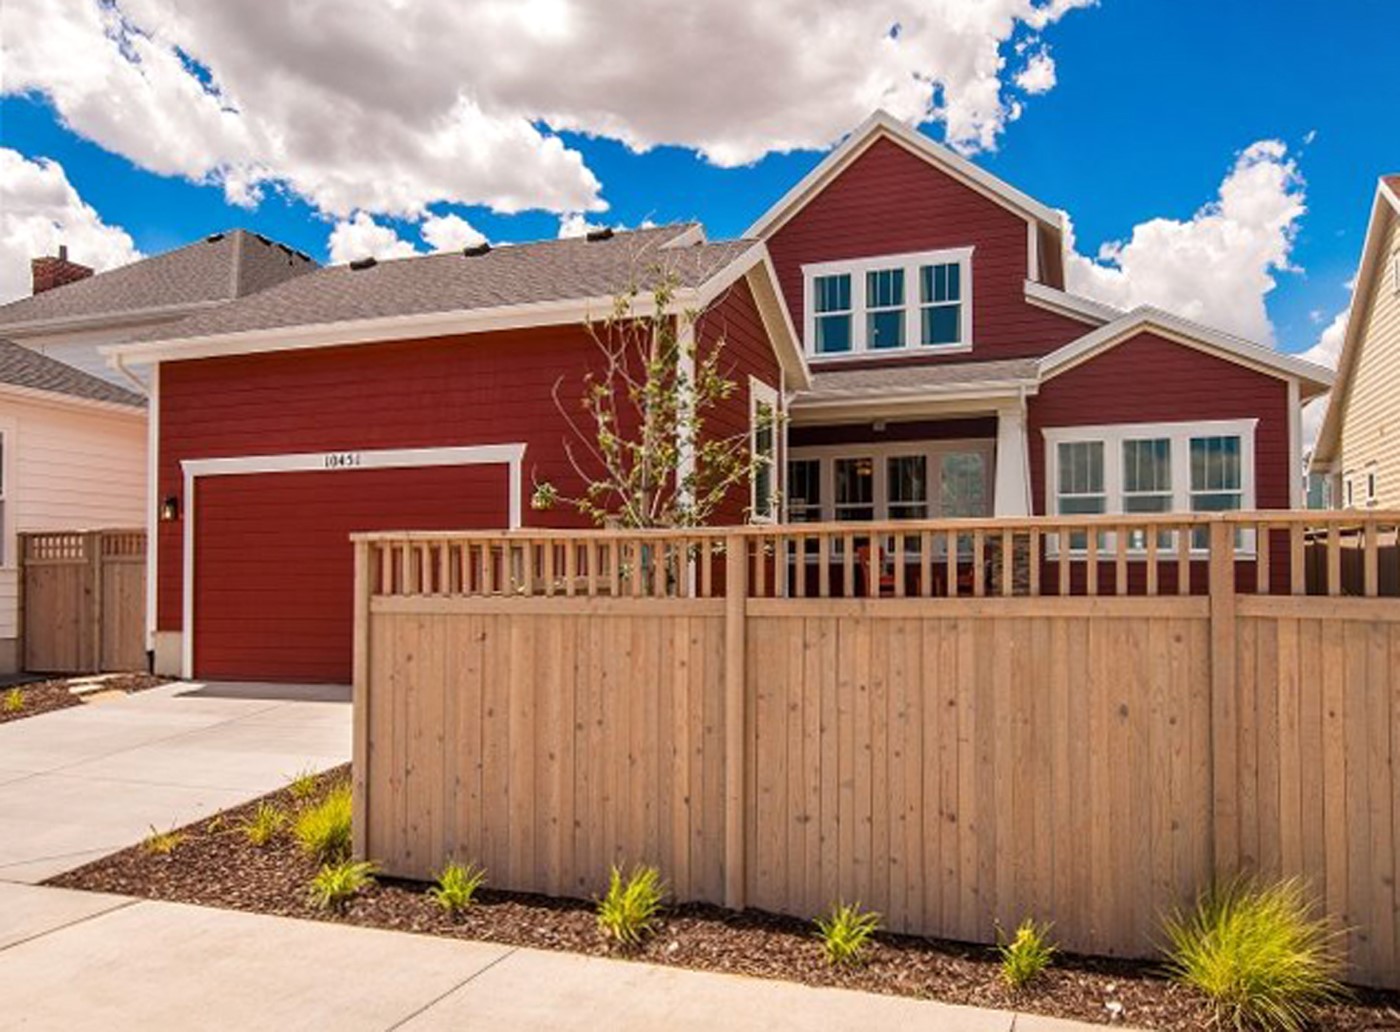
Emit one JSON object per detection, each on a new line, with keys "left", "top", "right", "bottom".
{"left": 0, "top": 680, "right": 350, "bottom": 884}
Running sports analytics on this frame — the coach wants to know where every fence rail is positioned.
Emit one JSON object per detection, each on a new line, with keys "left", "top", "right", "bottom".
{"left": 353, "top": 511, "right": 1400, "bottom": 989}
{"left": 20, "top": 529, "right": 147, "bottom": 674}
{"left": 357, "top": 511, "right": 1400, "bottom": 601}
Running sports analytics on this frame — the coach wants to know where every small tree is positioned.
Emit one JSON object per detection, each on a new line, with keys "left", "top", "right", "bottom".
{"left": 531, "top": 275, "right": 775, "bottom": 529}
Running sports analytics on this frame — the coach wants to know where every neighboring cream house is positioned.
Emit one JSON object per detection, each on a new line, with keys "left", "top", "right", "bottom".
{"left": 0, "top": 340, "right": 146, "bottom": 671}
{"left": 1313, "top": 176, "right": 1400, "bottom": 507}
{"left": 0, "top": 231, "right": 314, "bottom": 671}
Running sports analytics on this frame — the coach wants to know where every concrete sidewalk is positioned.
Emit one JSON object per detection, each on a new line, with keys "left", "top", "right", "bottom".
{"left": 0, "top": 883, "right": 1113, "bottom": 1032}
{"left": 0, "top": 680, "right": 349, "bottom": 883}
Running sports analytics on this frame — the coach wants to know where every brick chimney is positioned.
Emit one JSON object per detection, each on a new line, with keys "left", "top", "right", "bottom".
{"left": 31, "top": 245, "right": 94, "bottom": 295}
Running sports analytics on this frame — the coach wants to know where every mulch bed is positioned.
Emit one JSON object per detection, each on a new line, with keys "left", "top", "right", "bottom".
{"left": 0, "top": 673, "right": 173, "bottom": 725}
{"left": 49, "top": 764, "right": 1400, "bottom": 1031}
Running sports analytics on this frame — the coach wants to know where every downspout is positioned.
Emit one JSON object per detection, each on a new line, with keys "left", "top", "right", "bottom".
{"left": 112, "top": 351, "right": 158, "bottom": 672}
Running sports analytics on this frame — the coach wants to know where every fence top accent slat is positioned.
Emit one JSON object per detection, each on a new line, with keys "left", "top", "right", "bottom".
{"left": 350, "top": 510, "right": 1400, "bottom": 544}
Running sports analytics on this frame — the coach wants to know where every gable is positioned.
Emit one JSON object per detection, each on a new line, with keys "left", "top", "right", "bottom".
{"left": 762, "top": 135, "right": 1086, "bottom": 364}
{"left": 1333, "top": 204, "right": 1400, "bottom": 469}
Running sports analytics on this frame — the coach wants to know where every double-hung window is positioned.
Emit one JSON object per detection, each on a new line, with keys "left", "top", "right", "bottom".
{"left": 1123, "top": 438, "right": 1172, "bottom": 549}
{"left": 813, "top": 273, "right": 853, "bottom": 355}
{"left": 865, "top": 268, "right": 905, "bottom": 349}
{"left": 786, "top": 459, "right": 822, "bottom": 523}
{"left": 803, "top": 247, "right": 971, "bottom": 357}
{"left": 920, "top": 262, "right": 962, "bottom": 346}
{"left": 886, "top": 455, "right": 928, "bottom": 519}
{"left": 833, "top": 457, "right": 875, "bottom": 522}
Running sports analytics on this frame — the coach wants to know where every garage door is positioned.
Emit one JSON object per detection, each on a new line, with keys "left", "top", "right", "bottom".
{"left": 193, "top": 464, "right": 509, "bottom": 682}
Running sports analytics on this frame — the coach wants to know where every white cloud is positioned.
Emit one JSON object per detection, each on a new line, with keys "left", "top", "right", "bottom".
{"left": 1301, "top": 307, "right": 1347, "bottom": 369}
{"left": 421, "top": 213, "right": 487, "bottom": 252}
{"left": 1065, "top": 140, "right": 1306, "bottom": 344}
{"left": 557, "top": 212, "right": 606, "bottom": 239}
{"left": 0, "top": 148, "right": 141, "bottom": 304}
{"left": 1015, "top": 49, "right": 1057, "bottom": 94}
{"left": 2, "top": 0, "right": 1095, "bottom": 226}
{"left": 326, "top": 213, "right": 419, "bottom": 265}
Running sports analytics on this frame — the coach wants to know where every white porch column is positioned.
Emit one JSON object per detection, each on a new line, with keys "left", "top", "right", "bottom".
{"left": 993, "top": 401, "right": 1032, "bottom": 517}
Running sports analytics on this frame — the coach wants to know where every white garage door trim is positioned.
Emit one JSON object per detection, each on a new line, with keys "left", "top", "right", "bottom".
{"left": 179, "top": 443, "right": 526, "bottom": 679}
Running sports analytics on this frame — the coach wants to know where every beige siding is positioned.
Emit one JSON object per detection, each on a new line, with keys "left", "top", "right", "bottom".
{"left": 0, "top": 395, "right": 147, "bottom": 649}
{"left": 1338, "top": 211, "right": 1400, "bottom": 506}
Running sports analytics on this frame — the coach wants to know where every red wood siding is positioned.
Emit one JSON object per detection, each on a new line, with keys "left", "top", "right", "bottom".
{"left": 695, "top": 276, "right": 783, "bottom": 524}
{"left": 1027, "top": 331, "right": 1293, "bottom": 515}
{"left": 194, "top": 465, "right": 506, "bottom": 683}
{"left": 765, "top": 136, "right": 1088, "bottom": 365}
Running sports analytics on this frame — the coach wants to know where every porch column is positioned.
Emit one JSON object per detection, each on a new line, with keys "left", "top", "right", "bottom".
{"left": 993, "top": 401, "right": 1032, "bottom": 517}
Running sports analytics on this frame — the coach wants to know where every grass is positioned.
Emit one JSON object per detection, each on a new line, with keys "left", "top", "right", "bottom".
{"left": 308, "top": 859, "right": 378, "bottom": 911}
{"left": 429, "top": 860, "right": 487, "bottom": 917}
{"left": 141, "top": 825, "right": 185, "bottom": 856}
{"left": 286, "top": 767, "right": 321, "bottom": 803}
{"left": 814, "top": 902, "right": 881, "bottom": 966}
{"left": 997, "top": 919, "right": 1057, "bottom": 991}
{"left": 293, "top": 781, "right": 353, "bottom": 861}
{"left": 596, "top": 865, "right": 665, "bottom": 946}
{"left": 1164, "top": 878, "right": 1345, "bottom": 1031}
{"left": 241, "top": 801, "right": 288, "bottom": 847}
{"left": 2, "top": 687, "right": 22, "bottom": 713}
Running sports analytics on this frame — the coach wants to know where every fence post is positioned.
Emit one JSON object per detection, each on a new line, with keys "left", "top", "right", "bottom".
{"left": 86, "top": 531, "right": 103, "bottom": 672}
{"left": 724, "top": 533, "right": 748, "bottom": 910}
{"left": 352, "top": 538, "right": 371, "bottom": 860}
{"left": 1208, "top": 519, "right": 1239, "bottom": 875}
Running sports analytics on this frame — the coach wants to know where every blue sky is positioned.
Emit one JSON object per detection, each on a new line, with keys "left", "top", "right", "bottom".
{"left": 1, "top": 0, "right": 1391, "bottom": 358}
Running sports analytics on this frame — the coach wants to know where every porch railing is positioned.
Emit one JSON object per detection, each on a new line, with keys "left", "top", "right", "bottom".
{"left": 355, "top": 511, "right": 1400, "bottom": 601}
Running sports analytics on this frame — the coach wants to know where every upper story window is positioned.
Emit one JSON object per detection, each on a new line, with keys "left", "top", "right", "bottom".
{"left": 803, "top": 247, "right": 972, "bottom": 359}
{"left": 749, "top": 379, "right": 779, "bottom": 522}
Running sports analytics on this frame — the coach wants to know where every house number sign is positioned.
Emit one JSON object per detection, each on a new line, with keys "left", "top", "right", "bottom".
{"left": 323, "top": 451, "right": 363, "bottom": 469}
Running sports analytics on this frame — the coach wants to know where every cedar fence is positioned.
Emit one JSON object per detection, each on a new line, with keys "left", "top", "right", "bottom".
{"left": 352, "top": 511, "right": 1400, "bottom": 988}
{"left": 20, "top": 529, "right": 147, "bottom": 674}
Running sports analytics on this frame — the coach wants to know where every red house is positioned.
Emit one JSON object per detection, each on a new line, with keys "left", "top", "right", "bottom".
{"left": 111, "top": 111, "right": 1332, "bottom": 683}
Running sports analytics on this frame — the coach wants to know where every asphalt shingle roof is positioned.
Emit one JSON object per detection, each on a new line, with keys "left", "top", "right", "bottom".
{"left": 0, "top": 339, "right": 145, "bottom": 407}
{"left": 132, "top": 224, "right": 755, "bottom": 344}
{"left": 797, "top": 357, "right": 1041, "bottom": 403}
{"left": 0, "top": 230, "right": 316, "bottom": 330}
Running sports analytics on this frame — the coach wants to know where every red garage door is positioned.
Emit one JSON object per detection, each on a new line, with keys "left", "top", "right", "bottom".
{"left": 193, "top": 464, "right": 509, "bottom": 683}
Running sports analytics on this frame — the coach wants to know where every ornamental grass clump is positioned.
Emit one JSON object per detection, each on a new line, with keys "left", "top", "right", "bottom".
{"left": 429, "top": 860, "right": 487, "bottom": 917}
{"left": 293, "top": 781, "right": 353, "bottom": 861}
{"left": 2, "top": 687, "right": 22, "bottom": 713}
{"left": 286, "top": 767, "right": 320, "bottom": 803}
{"left": 308, "top": 859, "right": 378, "bottom": 912}
{"left": 997, "top": 919, "right": 1057, "bottom": 991}
{"left": 596, "top": 865, "right": 665, "bottom": 946}
{"left": 814, "top": 901, "right": 881, "bottom": 966}
{"left": 241, "top": 801, "right": 287, "bottom": 847}
{"left": 1163, "top": 878, "right": 1345, "bottom": 1032}
{"left": 142, "top": 825, "right": 184, "bottom": 856}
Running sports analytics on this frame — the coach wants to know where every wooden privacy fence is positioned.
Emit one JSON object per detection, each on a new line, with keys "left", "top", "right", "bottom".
{"left": 21, "top": 530, "right": 147, "bottom": 673}
{"left": 352, "top": 511, "right": 1400, "bottom": 988}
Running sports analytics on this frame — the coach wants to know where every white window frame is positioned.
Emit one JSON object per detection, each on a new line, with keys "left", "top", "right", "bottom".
{"left": 801, "top": 246, "right": 974, "bottom": 360}
{"left": 1043, "top": 419, "right": 1257, "bottom": 554}
{"left": 1365, "top": 463, "right": 1378, "bottom": 508}
{"left": 749, "top": 378, "right": 780, "bottom": 523}
{"left": 787, "top": 438, "right": 996, "bottom": 522}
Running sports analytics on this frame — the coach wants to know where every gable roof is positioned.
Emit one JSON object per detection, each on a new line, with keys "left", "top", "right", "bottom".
{"left": 106, "top": 224, "right": 811, "bottom": 388}
{"left": 1038, "top": 306, "right": 1334, "bottom": 395}
{"left": 0, "top": 229, "right": 316, "bottom": 334}
{"left": 1311, "top": 176, "right": 1400, "bottom": 467}
{"left": 0, "top": 338, "right": 144, "bottom": 408}
{"left": 745, "top": 110, "right": 1065, "bottom": 241}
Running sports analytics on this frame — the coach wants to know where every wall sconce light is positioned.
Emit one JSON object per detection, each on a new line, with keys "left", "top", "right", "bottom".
{"left": 160, "top": 496, "right": 181, "bottom": 521}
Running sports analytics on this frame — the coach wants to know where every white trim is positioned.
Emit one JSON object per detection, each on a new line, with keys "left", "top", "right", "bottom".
{"left": 1038, "top": 306, "right": 1334, "bottom": 390}
{"left": 0, "top": 416, "right": 14, "bottom": 569}
{"left": 145, "top": 365, "right": 159, "bottom": 653}
{"left": 1042, "top": 418, "right": 1258, "bottom": 528}
{"left": 744, "top": 110, "right": 1064, "bottom": 242}
{"left": 749, "top": 378, "right": 780, "bottom": 522}
{"left": 741, "top": 253, "right": 811, "bottom": 390}
{"left": 802, "top": 246, "right": 974, "bottom": 360}
{"left": 993, "top": 399, "right": 1031, "bottom": 517}
{"left": 787, "top": 438, "right": 997, "bottom": 523}
{"left": 0, "top": 299, "right": 227, "bottom": 339}
{"left": 1287, "top": 378, "right": 1302, "bottom": 509}
{"left": 1023, "top": 281, "right": 1120, "bottom": 326}
{"left": 178, "top": 442, "right": 525, "bottom": 679}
